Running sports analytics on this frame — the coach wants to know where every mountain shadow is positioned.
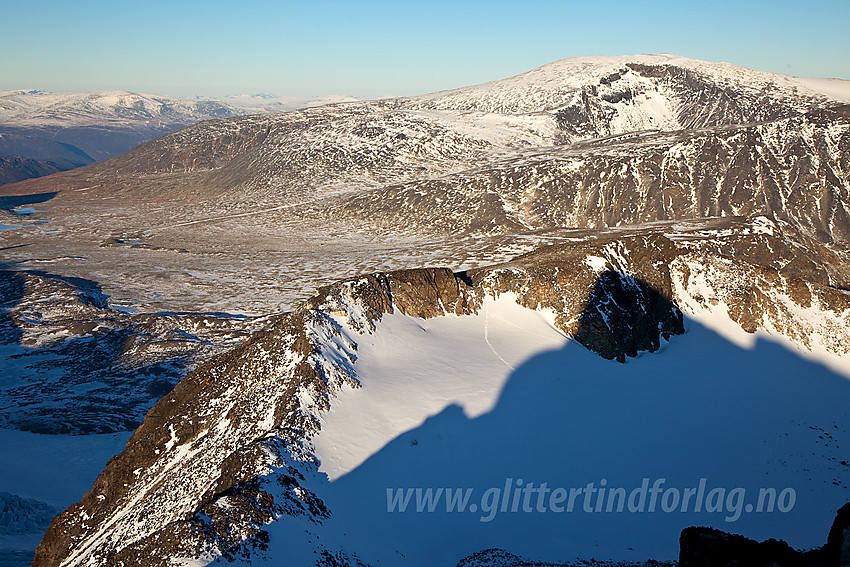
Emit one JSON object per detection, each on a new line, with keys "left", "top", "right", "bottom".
{"left": 573, "top": 269, "right": 684, "bottom": 362}
{"left": 295, "top": 273, "right": 850, "bottom": 567}
{"left": 0, "top": 192, "right": 58, "bottom": 211}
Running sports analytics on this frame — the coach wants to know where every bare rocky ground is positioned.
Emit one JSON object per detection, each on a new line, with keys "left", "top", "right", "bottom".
{"left": 0, "top": 201, "right": 545, "bottom": 316}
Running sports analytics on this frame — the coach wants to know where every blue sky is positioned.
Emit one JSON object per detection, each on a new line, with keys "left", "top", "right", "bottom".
{"left": 2, "top": 0, "right": 848, "bottom": 98}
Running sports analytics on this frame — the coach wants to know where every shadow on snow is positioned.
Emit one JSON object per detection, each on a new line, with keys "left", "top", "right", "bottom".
{"left": 312, "top": 272, "right": 850, "bottom": 564}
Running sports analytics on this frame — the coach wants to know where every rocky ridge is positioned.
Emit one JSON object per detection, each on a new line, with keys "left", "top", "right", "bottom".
{"left": 30, "top": 216, "right": 850, "bottom": 566}
{"left": 679, "top": 502, "right": 850, "bottom": 567}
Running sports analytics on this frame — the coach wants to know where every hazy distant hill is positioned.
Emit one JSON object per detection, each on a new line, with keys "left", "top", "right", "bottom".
{"left": 0, "top": 90, "right": 252, "bottom": 186}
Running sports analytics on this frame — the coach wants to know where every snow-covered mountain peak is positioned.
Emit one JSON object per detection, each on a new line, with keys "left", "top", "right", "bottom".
{"left": 0, "top": 89, "right": 249, "bottom": 128}
{"left": 431, "top": 52, "right": 849, "bottom": 101}
{"left": 407, "top": 53, "right": 850, "bottom": 126}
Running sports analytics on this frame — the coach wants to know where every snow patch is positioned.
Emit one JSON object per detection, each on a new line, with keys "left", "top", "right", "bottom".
{"left": 312, "top": 294, "right": 568, "bottom": 481}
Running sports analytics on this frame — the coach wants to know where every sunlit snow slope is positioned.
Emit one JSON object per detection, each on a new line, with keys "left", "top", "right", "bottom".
{"left": 237, "top": 292, "right": 850, "bottom": 567}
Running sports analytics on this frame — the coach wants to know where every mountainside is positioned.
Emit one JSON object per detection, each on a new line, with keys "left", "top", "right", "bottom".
{"left": 0, "top": 90, "right": 246, "bottom": 130}
{"left": 30, "top": 217, "right": 850, "bottom": 566}
{"left": 2, "top": 55, "right": 850, "bottom": 566}
{"left": 4, "top": 56, "right": 849, "bottom": 248}
{"left": 0, "top": 269, "right": 266, "bottom": 435}
{"left": 2, "top": 57, "right": 849, "bottom": 321}
{"left": 408, "top": 54, "right": 850, "bottom": 126}
{"left": 0, "top": 155, "right": 63, "bottom": 186}
{"left": 328, "top": 106, "right": 850, "bottom": 243}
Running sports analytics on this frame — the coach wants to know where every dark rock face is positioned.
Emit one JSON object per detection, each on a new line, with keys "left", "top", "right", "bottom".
{"left": 311, "top": 233, "right": 688, "bottom": 365}
{"left": 680, "top": 527, "right": 806, "bottom": 567}
{"left": 844, "top": 532, "right": 850, "bottom": 567}
{"left": 625, "top": 63, "right": 801, "bottom": 129}
{"left": 680, "top": 503, "right": 850, "bottom": 567}
{"left": 573, "top": 270, "right": 684, "bottom": 362}
{"left": 825, "top": 503, "right": 850, "bottom": 567}
{"left": 309, "top": 267, "right": 480, "bottom": 325}
{"left": 457, "top": 547, "right": 674, "bottom": 567}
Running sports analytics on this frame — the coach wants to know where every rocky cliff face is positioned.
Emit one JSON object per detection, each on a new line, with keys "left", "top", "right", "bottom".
{"left": 679, "top": 502, "right": 850, "bottom": 567}
{"left": 30, "top": 217, "right": 850, "bottom": 566}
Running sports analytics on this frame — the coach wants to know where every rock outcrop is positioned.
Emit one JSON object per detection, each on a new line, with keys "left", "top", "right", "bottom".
{"left": 679, "top": 503, "right": 850, "bottom": 567}
{"left": 31, "top": 217, "right": 850, "bottom": 566}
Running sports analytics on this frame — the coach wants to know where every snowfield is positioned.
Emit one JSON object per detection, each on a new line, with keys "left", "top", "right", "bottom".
{"left": 313, "top": 294, "right": 568, "bottom": 481}
{"left": 223, "top": 293, "right": 850, "bottom": 566}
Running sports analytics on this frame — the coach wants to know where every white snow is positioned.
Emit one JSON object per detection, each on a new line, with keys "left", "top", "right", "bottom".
{"left": 789, "top": 77, "right": 850, "bottom": 102}
{"left": 313, "top": 294, "right": 567, "bottom": 480}
{"left": 412, "top": 53, "right": 850, "bottom": 116}
{"left": 672, "top": 258, "right": 850, "bottom": 377}
{"left": 242, "top": 292, "right": 850, "bottom": 567}
{"left": 584, "top": 255, "right": 609, "bottom": 272}
{"left": 0, "top": 90, "right": 246, "bottom": 128}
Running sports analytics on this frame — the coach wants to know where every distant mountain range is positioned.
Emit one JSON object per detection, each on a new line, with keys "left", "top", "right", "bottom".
{"left": 0, "top": 90, "right": 358, "bottom": 186}
{"left": 8, "top": 54, "right": 850, "bottom": 247}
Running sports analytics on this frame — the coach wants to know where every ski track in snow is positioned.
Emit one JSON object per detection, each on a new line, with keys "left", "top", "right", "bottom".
{"left": 483, "top": 300, "right": 516, "bottom": 371}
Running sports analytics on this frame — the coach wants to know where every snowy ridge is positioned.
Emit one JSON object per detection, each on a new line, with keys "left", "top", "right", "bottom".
{"left": 34, "top": 301, "right": 366, "bottom": 566}
{"left": 0, "top": 90, "right": 248, "bottom": 128}
{"left": 201, "top": 93, "right": 360, "bottom": 113}
{"left": 671, "top": 256, "right": 850, "bottom": 377}
{"left": 410, "top": 54, "right": 849, "bottom": 115}
{"left": 32, "top": 217, "right": 850, "bottom": 566}
{"left": 264, "top": 222, "right": 850, "bottom": 565}
{"left": 246, "top": 298, "right": 850, "bottom": 565}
